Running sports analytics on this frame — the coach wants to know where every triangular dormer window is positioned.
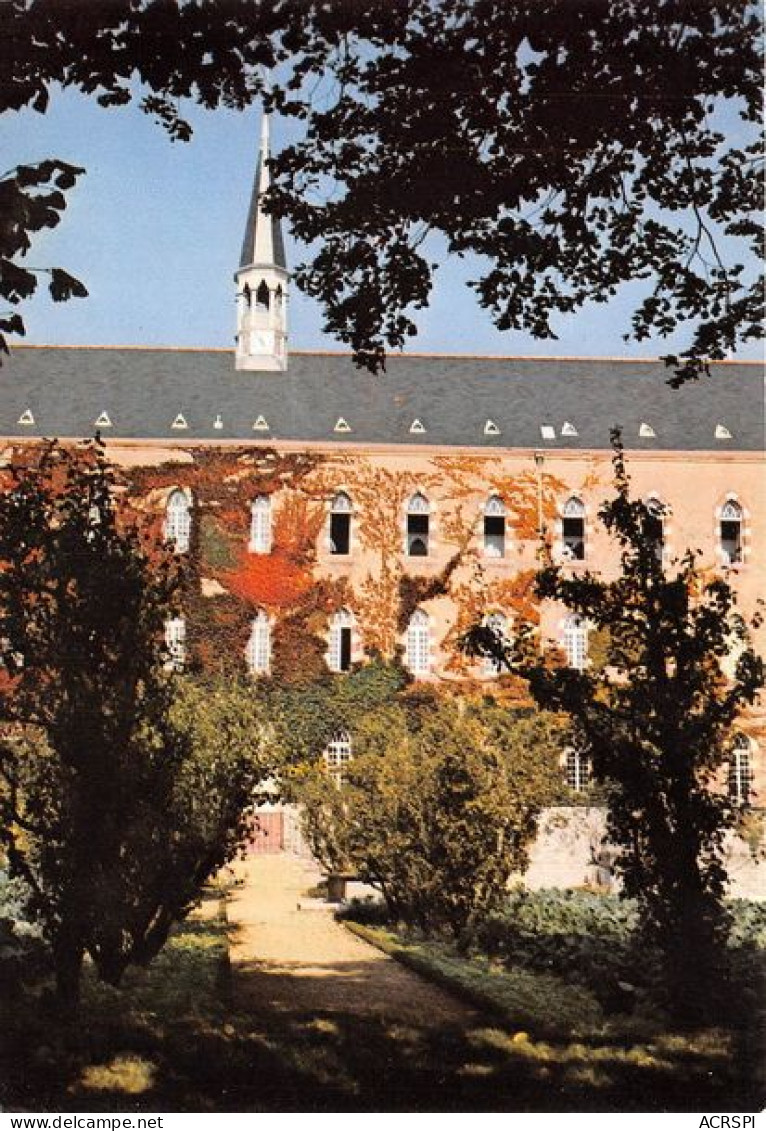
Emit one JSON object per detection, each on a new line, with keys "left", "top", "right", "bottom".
{"left": 410, "top": 419, "right": 426, "bottom": 434}
{"left": 171, "top": 413, "right": 189, "bottom": 430}
{"left": 484, "top": 420, "right": 501, "bottom": 436}
{"left": 17, "top": 409, "right": 34, "bottom": 426}
{"left": 94, "top": 412, "right": 112, "bottom": 428}
{"left": 253, "top": 415, "right": 270, "bottom": 431}
{"left": 561, "top": 422, "right": 578, "bottom": 437}
{"left": 334, "top": 417, "right": 352, "bottom": 433}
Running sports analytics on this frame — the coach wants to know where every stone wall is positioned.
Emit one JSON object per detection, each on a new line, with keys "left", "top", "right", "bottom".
{"left": 523, "top": 806, "right": 765, "bottom": 899}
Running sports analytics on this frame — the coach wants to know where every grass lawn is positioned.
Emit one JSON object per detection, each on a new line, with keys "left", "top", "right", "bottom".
{"left": 343, "top": 920, "right": 765, "bottom": 1113}
{"left": 2, "top": 889, "right": 763, "bottom": 1112}
{"left": 1, "top": 892, "right": 239, "bottom": 1112}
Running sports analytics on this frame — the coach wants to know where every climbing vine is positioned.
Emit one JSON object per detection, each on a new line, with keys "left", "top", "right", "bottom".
{"left": 118, "top": 447, "right": 599, "bottom": 686}
{"left": 121, "top": 447, "right": 342, "bottom": 681}
{"left": 7, "top": 441, "right": 752, "bottom": 716}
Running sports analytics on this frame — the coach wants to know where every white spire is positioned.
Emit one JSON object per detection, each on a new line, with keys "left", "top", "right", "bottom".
{"left": 235, "top": 107, "right": 288, "bottom": 372}
{"left": 238, "top": 111, "right": 286, "bottom": 272}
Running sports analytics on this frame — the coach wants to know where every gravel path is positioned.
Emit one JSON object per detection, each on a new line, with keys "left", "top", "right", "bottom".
{"left": 227, "top": 854, "right": 476, "bottom": 1027}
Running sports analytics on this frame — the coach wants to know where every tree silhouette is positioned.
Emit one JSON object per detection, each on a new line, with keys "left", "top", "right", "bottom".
{"left": 1, "top": 1, "right": 761, "bottom": 375}
{"left": 466, "top": 434, "right": 764, "bottom": 1021}
{"left": 0, "top": 441, "right": 272, "bottom": 1007}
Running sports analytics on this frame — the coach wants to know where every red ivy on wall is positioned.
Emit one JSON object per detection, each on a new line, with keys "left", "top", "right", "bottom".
{"left": 225, "top": 550, "right": 313, "bottom": 611}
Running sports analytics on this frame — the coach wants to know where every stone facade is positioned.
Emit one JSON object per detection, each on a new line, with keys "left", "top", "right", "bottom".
{"left": 2, "top": 116, "right": 763, "bottom": 889}
{"left": 90, "top": 435, "right": 766, "bottom": 805}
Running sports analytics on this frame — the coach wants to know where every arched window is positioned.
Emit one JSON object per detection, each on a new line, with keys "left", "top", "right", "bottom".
{"left": 566, "top": 749, "right": 590, "bottom": 793}
{"left": 483, "top": 611, "right": 508, "bottom": 675}
{"left": 328, "top": 608, "right": 354, "bottom": 672}
{"left": 563, "top": 615, "right": 588, "bottom": 670}
{"left": 255, "top": 280, "right": 270, "bottom": 309}
{"left": 249, "top": 495, "right": 272, "bottom": 554}
{"left": 85, "top": 502, "right": 102, "bottom": 544}
{"left": 728, "top": 735, "right": 753, "bottom": 805}
{"left": 245, "top": 610, "right": 271, "bottom": 675}
{"left": 484, "top": 495, "right": 506, "bottom": 558}
{"left": 643, "top": 496, "right": 665, "bottom": 562}
{"left": 561, "top": 496, "right": 586, "bottom": 561}
{"left": 406, "top": 609, "right": 430, "bottom": 675}
{"left": 164, "top": 616, "right": 186, "bottom": 671}
{"left": 406, "top": 492, "right": 430, "bottom": 557}
{"left": 164, "top": 490, "right": 191, "bottom": 553}
{"left": 330, "top": 491, "right": 352, "bottom": 556}
{"left": 324, "top": 731, "right": 352, "bottom": 786}
{"left": 720, "top": 499, "right": 743, "bottom": 565}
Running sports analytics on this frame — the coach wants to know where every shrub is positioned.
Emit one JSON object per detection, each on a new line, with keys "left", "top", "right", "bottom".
{"left": 299, "top": 700, "right": 563, "bottom": 944}
{"left": 471, "top": 890, "right": 766, "bottom": 1018}
{"left": 337, "top": 896, "right": 390, "bottom": 927}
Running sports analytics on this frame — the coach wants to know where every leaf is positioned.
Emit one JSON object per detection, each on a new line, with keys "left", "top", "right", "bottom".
{"left": 0, "top": 313, "right": 25, "bottom": 336}
{"left": 32, "top": 87, "right": 49, "bottom": 114}
{"left": 0, "top": 259, "right": 37, "bottom": 303}
{"left": 48, "top": 269, "right": 88, "bottom": 303}
{"left": 97, "top": 89, "right": 132, "bottom": 108}
{"left": 54, "top": 163, "right": 86, "bottom": 190}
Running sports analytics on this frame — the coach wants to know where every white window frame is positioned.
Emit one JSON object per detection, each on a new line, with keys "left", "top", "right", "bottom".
{"left": 719, "top": 498, "right": 744, "bottom": 566}
{"left": 643, "top": 495, "right": 667, "bottom": 563}
{"left": 406, "top": 492, "right": 431, "bottom": 557}
{"left": 327, "top": 608, "right": 355, "bottom": 673}
{"left": 566, "top": 748, "right": 590, "bottom": 793}
{"left": 164, "top": 616, "right": 186, "bottom": 671}
{"left": 406, "top": 609, "right": 431, "bottom": 675}
{"left": 249, "top": 495, "right": 272, "bottom": 554}
{"left": 329, "top": 491, "right": 353, "bottom": 556}
{"left": 563, "top": 614, "right": 588, "bottom": 670}
{"left": 245, "top": 610, "right": 271, "bottom": 675}
{"left": 483, "top": 495, "right": 507, "bottom": 559}
{"left": 728, "top": 735, "right": 753, "bottom": 805}
{"left": 561, "top": 496, "right": 586, "bottom": 562}
{"left": 164, "top": 489, "right": 191, "bottom": 553}
{"left": 482, "top": 611, "right": 508, "bottom": 675}
{"left": 324, "top": 730, "right": 352, "bottom": 786}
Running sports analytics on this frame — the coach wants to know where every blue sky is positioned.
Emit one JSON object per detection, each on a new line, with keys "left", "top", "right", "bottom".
{"left": 3, "top": 88, "right": 761, "bottom": 359}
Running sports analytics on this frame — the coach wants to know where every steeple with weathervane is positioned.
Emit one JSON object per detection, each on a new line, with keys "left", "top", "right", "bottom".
{"left": 234, "top": 112, "right": 288, "bottom": 371}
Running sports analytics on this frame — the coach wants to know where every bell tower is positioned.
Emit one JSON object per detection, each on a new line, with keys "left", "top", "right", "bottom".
{"left": 235, "top": 113, "right": 288, "bottom": 371}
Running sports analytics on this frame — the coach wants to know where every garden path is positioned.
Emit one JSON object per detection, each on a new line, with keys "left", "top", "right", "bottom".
{"left": 227, "top": 854, "right": 476, "bottom": 1026}
{"left": 203, "top": 856, "right": 746, "bottom": 1112}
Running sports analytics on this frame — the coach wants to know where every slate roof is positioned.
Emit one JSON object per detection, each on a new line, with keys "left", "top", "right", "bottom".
{"left": 1, "top": 346, "right": 763, "bottom": 452}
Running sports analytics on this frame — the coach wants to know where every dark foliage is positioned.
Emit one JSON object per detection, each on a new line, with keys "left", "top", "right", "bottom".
{"left": 473, "top": 890, "right": 766, "bottom": 1024}
{"left": 268, "top": 0, "right": 763, "bottom": 378}
{"left": 0, "top": 442, "right": 271, "bottom": 1007}
{"left": 466, "top": 434, "right": 765, "bottom": 1022}
{"left": 1, "top": 1, "right": 761, "bottom": 375}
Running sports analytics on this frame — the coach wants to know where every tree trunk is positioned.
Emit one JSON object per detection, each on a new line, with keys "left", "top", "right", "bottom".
{"left": 54, "top": 933, "right": 85, "bottom": 1013}
{"left": 663, "top": 892, "right": 728, "bottom": 1027}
